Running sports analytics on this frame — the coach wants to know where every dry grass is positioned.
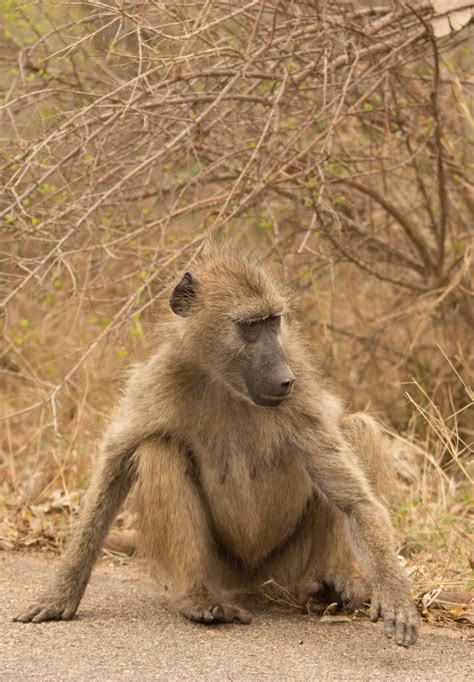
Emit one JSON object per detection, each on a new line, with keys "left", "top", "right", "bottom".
{"left": 0, "top": 1, "right": 472, "bottom": 627}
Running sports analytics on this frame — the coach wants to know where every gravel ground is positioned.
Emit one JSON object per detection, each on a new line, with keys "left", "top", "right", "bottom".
{"left": 1, "top": 553, "right": 472, "bottom": 681}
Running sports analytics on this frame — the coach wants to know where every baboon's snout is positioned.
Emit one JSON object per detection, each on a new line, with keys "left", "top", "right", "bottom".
{"left": 246, "top": 355, "right": 296, "bottom": 407}
{"left": 239, "top": 324, "right": 296, "bottom": 407}
{"left": 271, "top": 365, "right": 295, "bottom": 398}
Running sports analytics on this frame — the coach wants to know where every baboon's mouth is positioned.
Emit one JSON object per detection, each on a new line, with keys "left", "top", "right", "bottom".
{"left": 251, "top": 392, "right": 290, "bottom": 407}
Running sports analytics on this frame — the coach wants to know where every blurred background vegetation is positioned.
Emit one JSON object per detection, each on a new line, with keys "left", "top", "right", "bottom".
{"left": 0, "top": 1, "right": 472, "bottom": 624}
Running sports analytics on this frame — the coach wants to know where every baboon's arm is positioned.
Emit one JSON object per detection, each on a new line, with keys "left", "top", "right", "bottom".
{"left": 305, "top": 443, "right": 419, "bottom": 647}
{"left": 14, "top": 437, "right": 137, "bottom": 623}
{"left": 14, "top": 355, "right": 170, "bottom": 624}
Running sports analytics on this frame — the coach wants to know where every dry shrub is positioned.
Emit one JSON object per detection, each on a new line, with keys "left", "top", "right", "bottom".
{"left": 0, "top": 2, "right": 472, "bottom": 605}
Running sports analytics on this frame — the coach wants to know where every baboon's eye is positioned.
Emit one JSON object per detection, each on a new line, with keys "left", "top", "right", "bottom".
{"left": 266, "top": 315, "right": 281, "bottom": 330}
{"left": 236, "top": 315, "right": 281, "bottom": 342}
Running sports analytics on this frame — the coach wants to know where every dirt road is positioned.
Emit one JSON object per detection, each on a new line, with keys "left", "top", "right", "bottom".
{"left": 1, "top": 553, "right": 471, "bottom": 681}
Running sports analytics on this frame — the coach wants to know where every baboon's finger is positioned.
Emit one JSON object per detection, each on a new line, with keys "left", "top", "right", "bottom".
{"left": 31, "top": 608, "right": 60, "bottom": 623}
{"left": 13, "top": 606, "right": 43, "bottom": 623}
{"left": 383, "top": 605, "right": 396, "bottom": 639}
{"left": 406, "top": 622, "right": 418, "bottom": 646}
{"left": 62, "top": 607, "right": 77, "bottom": 621}
{"left": 394, "top": 611, "right": 407, "bottom": 646}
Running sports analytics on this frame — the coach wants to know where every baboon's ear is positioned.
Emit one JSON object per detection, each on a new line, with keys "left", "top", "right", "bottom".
{"left": 170, "top": 272, "right": 198, "bottom": 317}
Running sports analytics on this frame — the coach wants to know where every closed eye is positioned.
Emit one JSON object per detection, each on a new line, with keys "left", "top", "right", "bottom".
{"left": 267, "top": 314, "right": 281, "bottom": 329}
{"left": 238, "top": 318, "right": 261, "bottom": 327}
{"left": 235, "top": 315, "right": 281, "bottom": 341}
{"left": 236, "top": 314, "right": 281, "bottom": 327}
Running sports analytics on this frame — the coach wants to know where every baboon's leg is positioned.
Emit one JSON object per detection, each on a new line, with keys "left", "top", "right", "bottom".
{"left": 103, "top": 530, "right": 136, "bottom": 556}
{"left": 261, "top": 494, "right": 368, "bottom": 610}
{"left": 263, "top": 414, "right": 393, "bottom": 611}
{"left": 134, "top": 437, "right": 252, "bottom": 625}
{"left": 307, "top": 505, "right": 370, "bottom": 611}
{"left": 14, "top": 441, "right": 137, "bottom": 622}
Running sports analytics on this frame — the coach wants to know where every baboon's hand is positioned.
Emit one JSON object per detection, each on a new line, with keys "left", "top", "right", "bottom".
{"left": 370, "top": 585, "right": 419, "bottom": 647}
{"left": 13, "top": 595, "right": 79, "bottom": 623}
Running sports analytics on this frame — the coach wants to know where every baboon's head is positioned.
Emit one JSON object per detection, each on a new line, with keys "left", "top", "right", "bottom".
{"left": 169, "top": 249, "right": 295, "bottom": 407}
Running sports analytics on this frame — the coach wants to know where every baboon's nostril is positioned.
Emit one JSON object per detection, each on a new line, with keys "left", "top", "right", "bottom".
{"left": 280, "top": 378, "right": 295, "bottom": 392}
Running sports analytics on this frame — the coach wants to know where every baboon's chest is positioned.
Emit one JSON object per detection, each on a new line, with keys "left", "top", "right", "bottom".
{"left": 195, "top": 443, "right": 314, "bottom": 567}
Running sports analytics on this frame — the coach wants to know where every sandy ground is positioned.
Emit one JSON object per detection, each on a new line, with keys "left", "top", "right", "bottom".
{"left": 1, "top": 552, "right": 472, "bottom": 681}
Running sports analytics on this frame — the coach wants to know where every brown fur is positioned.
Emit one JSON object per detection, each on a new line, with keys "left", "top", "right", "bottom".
{"left": 14, "top": 246, "right": 419, "bottom": 646}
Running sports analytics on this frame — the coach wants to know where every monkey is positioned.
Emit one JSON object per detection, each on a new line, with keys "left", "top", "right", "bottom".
{"left": 14, "top": 245, "right": 419, "bottom": 647}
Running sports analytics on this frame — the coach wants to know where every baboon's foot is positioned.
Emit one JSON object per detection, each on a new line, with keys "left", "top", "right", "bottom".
{"left": 321, "top": 572, "right": 369, "bottom": 612}
{"left": 14, "top": 596, "right": 79, "bottom": 623}
{"left": 297, "top": 580, "right": 331, "bottom": 606}
{"left": 180, "top": 603, "right": 252, "bottom": 625}
{"left": 298, "top": 573, "right": 367, "bottom": 611}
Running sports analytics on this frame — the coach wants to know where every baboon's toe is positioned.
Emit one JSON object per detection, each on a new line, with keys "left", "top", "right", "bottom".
{"left": 180, "top": 603, "right": 252, "bottom": 625}
{"left": 323, "top": 572, "right": 368, "bottom": 611}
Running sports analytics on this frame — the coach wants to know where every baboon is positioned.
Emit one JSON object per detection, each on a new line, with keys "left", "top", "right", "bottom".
{"left": 14, "top": 246, "right": 419, "bottom": 647}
